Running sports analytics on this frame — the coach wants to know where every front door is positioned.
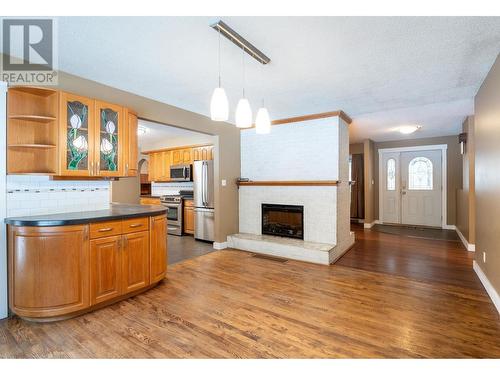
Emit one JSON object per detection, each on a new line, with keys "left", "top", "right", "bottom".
{"left": 381, "top": 148, "right": 443, "bottom": 227}
{"left": 400, "top": 150, "right": 442, "bottom": 227}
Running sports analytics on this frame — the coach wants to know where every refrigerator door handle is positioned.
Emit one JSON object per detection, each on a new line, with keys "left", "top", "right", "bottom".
{"left": 203, "top": 162, "right": 208, "bottom": 206}
{"left": 201, "top": 161, "right": 205, "bottom": 206}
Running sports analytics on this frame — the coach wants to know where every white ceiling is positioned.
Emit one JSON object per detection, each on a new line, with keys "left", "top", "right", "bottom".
{"left": 19, "top": 17, "right": 500, "bottom": 142}
{"left": 138, "top": 119, "right": 214, "bottom": 152}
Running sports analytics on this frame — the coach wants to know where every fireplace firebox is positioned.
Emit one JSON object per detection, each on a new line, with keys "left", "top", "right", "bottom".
{"left": 262, "top": 204, "right": 304, "bottom": 240}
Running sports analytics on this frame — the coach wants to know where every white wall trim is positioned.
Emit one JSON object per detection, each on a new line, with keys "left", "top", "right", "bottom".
{"left": 456, "top": 227, "right": 475, "bottom": 252}
{"left": 363, "top": 220, "right": 381, "bottom": 229}
{"left": 377, "top": 144, "right": 448, "bottom": 154}
{"left": 378, "top": 144, "right": 448, "bottom": 229}
{"left": 443, "top": 224, "right": 456, "bottom": 230}
{"left": 473, "top": 261, "right": 500, "bottom": 315}
{"left": 213, "top": 241, "right": 228, "bottom": 250}
{"left": 0, "top": 81, "right": 8, "bottom": 319}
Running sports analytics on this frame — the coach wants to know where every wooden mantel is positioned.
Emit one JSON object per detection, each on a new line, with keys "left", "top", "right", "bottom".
{"left": 244, "top": 110, "right": 352, "bottom": 130}
{"left": 236, "top": 180, "right": 340, "bottom": 187}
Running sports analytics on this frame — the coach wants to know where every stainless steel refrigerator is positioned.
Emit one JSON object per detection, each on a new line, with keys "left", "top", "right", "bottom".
{"left": 193, "top": 160, "right": 215, "bottom": 242}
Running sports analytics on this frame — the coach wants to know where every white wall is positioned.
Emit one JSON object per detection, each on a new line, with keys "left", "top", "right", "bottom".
{"left": 241, "top": 118, "right": 339, "bottom": 180}
{"left": 1, "top": 82, "right": 7, "bottom": 319}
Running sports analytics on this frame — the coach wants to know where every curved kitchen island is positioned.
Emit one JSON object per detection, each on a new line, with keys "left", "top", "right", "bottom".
{"left": 5, "top": 204, "right": 168, "bottom": 321}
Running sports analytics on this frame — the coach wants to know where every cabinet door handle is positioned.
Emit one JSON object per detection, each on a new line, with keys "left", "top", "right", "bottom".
{"left": 96, "top": 161, "right": 100, "bottom": 175}
{"left": 125, "top": 163, "right": 129, "bottom": 175}
{"left": 129, "top": 223, "right": 142, "bottom": 228}
{"left": 90, "top": 161, "right": 94, "bottom": 176}
{"left": 98, "top": 227, "right": 113, "bottom": 232}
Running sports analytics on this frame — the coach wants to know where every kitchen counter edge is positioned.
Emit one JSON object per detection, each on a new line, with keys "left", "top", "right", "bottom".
{"left": 4, "top": 204, "right": 167, "bottom": 227}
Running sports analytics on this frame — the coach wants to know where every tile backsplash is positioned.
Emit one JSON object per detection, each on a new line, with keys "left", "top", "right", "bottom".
{"left": 6, "top": 175, "right": 111, "bottom": 217}
{"left": 151, "top": 182, "right": 193, "bottom": 196}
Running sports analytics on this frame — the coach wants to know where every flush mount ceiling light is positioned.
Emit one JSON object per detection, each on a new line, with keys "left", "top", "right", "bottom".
{"left": 399, "top": 125, "right": 422, "bottom": 135}
{"left": 210, "top": 20, "right": 272, "bottom": 132}
{"left": 137, "top": 125, "right": 149, "bottom": 136}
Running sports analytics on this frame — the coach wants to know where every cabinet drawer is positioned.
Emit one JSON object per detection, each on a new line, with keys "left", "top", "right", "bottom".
{"left": 122, "top": 217, "right": 149, "bottom": 234}
{"left": 90, "top": 220, "right": 122, "bottom": 239}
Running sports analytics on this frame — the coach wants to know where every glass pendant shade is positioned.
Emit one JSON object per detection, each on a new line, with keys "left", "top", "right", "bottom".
{"left": 210, "top": 87, "right": 229, "bottom": 121}
{"left": 255, "top": 107, "right": 271, "bottom": 134}
{"left": 235, "top": 98, "right": 252, "bottom": 128}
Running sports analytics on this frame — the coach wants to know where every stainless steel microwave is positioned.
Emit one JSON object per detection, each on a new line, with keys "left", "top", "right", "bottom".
{"left": 170, "top": 164, "right": 192, "bottom": 181}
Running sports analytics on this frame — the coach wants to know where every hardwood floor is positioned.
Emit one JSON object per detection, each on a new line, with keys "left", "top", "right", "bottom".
{"left": 1, "top": 224, "right": 499, "bottom": 358}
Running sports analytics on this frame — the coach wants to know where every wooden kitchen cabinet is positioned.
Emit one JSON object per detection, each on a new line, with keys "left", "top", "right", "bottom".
{"left": 7, "top": 86, "right": 60, "bottom": 175}
{"left": 121, "top": 231, "right": 150, "bottom": 294}
{"left": 124, "top": 110, "right": 139, "bottom": 176}
{"left": 150, "top": 215, "right": 168, "bottom": 283}
{"left": 183, "top": 199, "right": 195, "bottom": 235}
{"left": 193, "top": 146, "right": 213, "bottom": 161}
{"left": 59, "top": 92, "right": 96, "bottom": 176}
{"left": 94, "top": 100, "right": 124, "bottom": 177}
{"left": 140, "top": 197, "right": 161, "bottom": 205}
{"left": 59, "top": 93, "right": 126, "bottom": 177}
{"left": 90, "top": 235, "right": 122, "bottom": 305}
{"left": 8, "top": 213, "right": 167, "bottom": 321}
{"left": 146, "top": 144, "right": 213, "bottom": 182}
{"left": 159, "top": 151, "right": 171, "bottom": 181}
{"left": 148, "top": 150, "right": 170, "bottom": 182}
{"left": 8, "top": 225, "right": 90, "bottom": 319}
{"left": 8, "top": 87, "right": 137, "bottom": 177}
{"left": 171, "top": 148, "right": 192, "bottom": 165}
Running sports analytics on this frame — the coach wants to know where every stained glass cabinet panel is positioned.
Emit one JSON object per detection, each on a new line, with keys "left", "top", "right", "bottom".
{"left": 94, "top": 100, "right": 124, "bottom": 177}
{"left": 59, "top": 92, "right": 96, "bottom": 176}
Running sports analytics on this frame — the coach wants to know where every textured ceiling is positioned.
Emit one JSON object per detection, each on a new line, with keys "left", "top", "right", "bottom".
{"left": 14, "top": 17, "right": 500, "bottom": 142}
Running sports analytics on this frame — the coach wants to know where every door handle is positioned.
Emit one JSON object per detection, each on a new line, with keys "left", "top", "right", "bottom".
{"left": 98, "top": 227, "right": 113, "bottom": 232}
{"left": 90, "top": 161, "right": 94, "bottom": 176}
{"left": 129, "top": 223, "right": 142, "bottom": 228}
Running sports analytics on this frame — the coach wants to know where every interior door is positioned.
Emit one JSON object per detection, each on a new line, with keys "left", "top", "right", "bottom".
{"left": 400, "top": 150, "right": 442, "bottom": 227}
{"left": 381, "top": 152, "right": 400, "bottom": 224}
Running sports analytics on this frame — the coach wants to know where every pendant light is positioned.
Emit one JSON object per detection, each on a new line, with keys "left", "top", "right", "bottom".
{"left": 210, "top": 28, "right": 229, "bottom": 121}
{"left": 255, "top": 64, "right": 271, "bottom": 134}
{"left": 235, "top": 46, "right": 252, "bottom": 128}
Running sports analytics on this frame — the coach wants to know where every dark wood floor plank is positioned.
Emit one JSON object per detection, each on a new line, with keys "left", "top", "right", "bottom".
{"left": 1, "top": 224, "right": 500, "bottom": 358}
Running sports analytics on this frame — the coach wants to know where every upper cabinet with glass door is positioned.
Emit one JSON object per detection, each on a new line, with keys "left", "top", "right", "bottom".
{"left": 59, "top": 92, "right": 96, "bottom": 176}
{"left": 94, "top": 100, "right": 124, "bottom": 177}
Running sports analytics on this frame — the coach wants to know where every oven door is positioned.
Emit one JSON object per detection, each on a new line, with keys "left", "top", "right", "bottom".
{"left": 164, "top": 203, "right": 182, "bottom": 236}
{"left": 165, "top": 203, "right": 182, "bottom": 225}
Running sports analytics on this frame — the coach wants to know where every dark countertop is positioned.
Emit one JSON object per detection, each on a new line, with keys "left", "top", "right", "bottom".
{"left": 5, "top": 204, "right": 167, "bottom": 227}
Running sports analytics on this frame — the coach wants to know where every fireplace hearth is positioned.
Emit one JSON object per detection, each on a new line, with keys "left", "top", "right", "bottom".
{"left": 262, "top": 203, "right": 304, "bottom": 240}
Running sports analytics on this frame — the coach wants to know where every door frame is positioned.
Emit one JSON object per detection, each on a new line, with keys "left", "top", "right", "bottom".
{"left": 378, "top": 144, "right": 448, "bottom": 229}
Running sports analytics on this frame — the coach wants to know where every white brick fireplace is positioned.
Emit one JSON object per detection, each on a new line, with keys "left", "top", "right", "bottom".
{"left": 227, "top": 114, "right": 354, "bottom": 265}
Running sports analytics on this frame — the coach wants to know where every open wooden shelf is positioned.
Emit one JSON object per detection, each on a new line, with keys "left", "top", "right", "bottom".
{"left": 8, "top": 144, "right": 57, "bottom": 149}
{"left": 8, "top": 86, "right": 57, "bottom": 97}
{"left": 9, "top": 115, "right": 57, "bottom": 123}
{"left": 236, "top": 180, "right": 340, "bottom": 187}
{"left": 7, "top": 86, "right": 59, "bottom": 175}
